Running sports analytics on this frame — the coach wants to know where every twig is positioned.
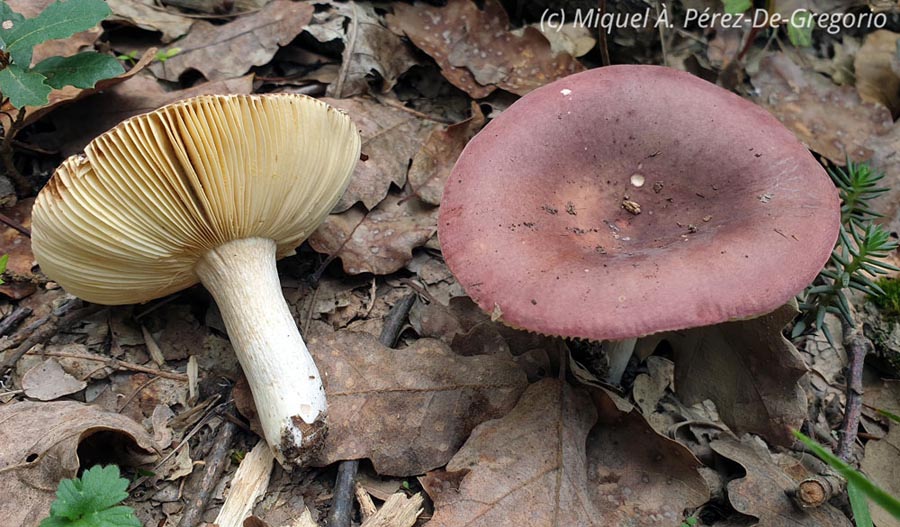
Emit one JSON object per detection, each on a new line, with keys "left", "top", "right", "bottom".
{"left": 0, "top": 305, "right": 31, "bottom": 336}
{"left": 0, "top": 303, "right": 103, "bottom": 372}
{"left": 790, "top": 475, "right": 845, "bottom": 509}
{"left": 326, "top": 293, "right": 417, "bottom": 527}
{"left": 0, "top": 211, "right": 30, "bottom": 237}
{"left": 26, "top": 348, "right": 189, "bottom": 381}
{"left": 177, "top": 419, "right": 238, "bottom": 527}
{"left": 836, "top": 319, "right": 870, "bottom": 461}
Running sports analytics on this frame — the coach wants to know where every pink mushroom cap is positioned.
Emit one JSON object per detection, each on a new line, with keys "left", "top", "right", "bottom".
{"left": 438, "top": 65, "right": 841, "bottom": 341}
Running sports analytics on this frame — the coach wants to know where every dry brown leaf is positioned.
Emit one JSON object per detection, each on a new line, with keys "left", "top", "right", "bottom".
{"left": 408, "top": 103, "right": 486, "bottom": 206}
{"left": 422, "top": 378, "right": 600, "bottom": 526}
{"left": 150, "top": 0, "right": 313, "bottom": 81}
{"left": 304, "top": 1, "right": 419, "bottom": 98}
{"left": 22, "top": 358, "right": 87, "bottom": 400}
{"left": 320, "top": 97, "right": 438, "bottom": 212}
{"left": 308, "top": 192, "right": 438, "bottom": 276}
{"left": 750, "top": 53, "right": 892, "bottom": 164}
{"left": 710, "top": 437, "right": 852, "bottom": 526}
{"left": 107, "top": 0, "right": 193, "bottom": 43}
{"left": 306, "top": 322, "right": 527, "bottom": 475}
{"left": 387, "top": 0, "right": 583, "bottom": 98}
{"left": 861, "top": 424, "right": 900, "bottom": 527}
{"left": 667, "top": 303, "right": 808, "bottom": 447}
{"left": 856, "top": 30, "right": 900, "bottom": 115}
{"left": 46, "top": 73, "right": 254, "bottom": 156}
{"left": 0, "top": 401, "right": 157, "bottom": 527}
{"left": 587, "top": 389, "right": 709, "bottom": 526}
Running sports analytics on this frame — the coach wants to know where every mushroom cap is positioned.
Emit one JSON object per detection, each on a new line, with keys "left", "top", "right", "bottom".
{"left": 32, "top": 94, "right": 361, "bottom": 305}
{"left": 439, "top": 65, "right": 840, "bottom": 341}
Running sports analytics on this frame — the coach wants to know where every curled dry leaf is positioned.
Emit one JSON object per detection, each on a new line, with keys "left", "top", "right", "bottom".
{"left": 667, "top": 302, "right": 809, "bottom": 447}
{"left": 422, "top": 378, "right": 600, "bottom": 526}
{"left": 303, "top": 1, "right": 419, "bottom": 98}
{"left": 106, "top": 0, "right": 194, "bottom": 43}
{"left": 47, "top": 72, "right": 254, "bottom": 155}
{"left": 710, "top": 437, "right": 851, "bottom": 527}
{"left": 320, "top": 97, "right": 438, "bottom": 212}
{"left": 150, "top": 0, "right": 313, "bottom": 82}
{"left": 308, "top": 192, "right": 438, "bottom": 276}
{"left": 0, "top": 400, "right": 157, "bottom": 527}
{"left": 750, "top": 52, "right": 892, "bottom": 164}
{"left": 305, "top": 322, "right": 527, "bottom": 475}
{"left": 22, "top": 358, "right": 87, "bottom": 400}
{"left": 408, "top": 103, "right": 486, "bottom": 206}
{"left": 855, "top": 30, "right": 900, "bottom": 115}
{"left": 587, "top": 389, "right": 709, "bottom": 526}
{"left": 387, "top": 0, "right": 583, "bottom": 99}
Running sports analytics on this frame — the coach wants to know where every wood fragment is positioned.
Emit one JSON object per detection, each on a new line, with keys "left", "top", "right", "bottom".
{"left": 0, "top": 303, "right": 102, "bottom": 371}
{"left": 142, "top": 325, "right": 166, "bottom": 366}
{"left": 177, "top": 420, "right": 237, "bottom": 527}
{"left": 355, "top": 482, "right": 377, "bottom": 520}
{"left": 0, "top": 306, "right": 31, "bottom": 336}
{"left": 359, "top": 493, "right": 424, "bottom": 527}
{"left": 837, "top": 320, "right": 870, "bottom": 461}
{"left": 790, "top": 475, "right": 845, "bottom": 509}
{"left": 215, "top": 439, "right": 275, "bottom": 527}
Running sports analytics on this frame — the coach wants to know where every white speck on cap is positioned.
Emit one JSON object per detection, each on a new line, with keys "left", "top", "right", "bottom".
{"left": 560, "top": 88, "right": 572, "bottom": 96}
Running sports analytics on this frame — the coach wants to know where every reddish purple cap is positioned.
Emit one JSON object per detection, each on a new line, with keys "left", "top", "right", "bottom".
{"left": 439, "top": 65, "right": 840, "bottom": 341}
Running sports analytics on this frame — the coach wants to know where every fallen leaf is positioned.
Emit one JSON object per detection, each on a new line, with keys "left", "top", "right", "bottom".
{"left": 861, "top": 424, "right": 900, "bottom": 527}
{"left": 587, "top": 389, "right": 709, "bottom": 526}
{"left": 306, "top": 322, "right": 527, "bottom": 475}
{"left": 150, "top": 0, "right": 313, "bottom": 82}
{"left": 631, "top": 356, "right": 674, "bottom": 416}
{"left": 0, "top": 400, "right": 157, "bottom": 527}
{"left": 107, "top": 0, "right": 194, "bottom": 42}
{"left": 667, "top": 302, "right": 808, "bottom": 447}
{"left": 422, "top": 378, "right": 600, "bottom": 526}
{"left": 855, "top": 30, "right": 900, "bottom": 115}
{"left": 750, "top": 52, "right": 892, "bottom": 164}
{"left": 320, "top": 97, "right": 437, "bottom": 212}
{"left": 408, "top": 103, "right": 485, "bottom": 205}
{"left": 532, "top": 23, "right": 596, "bottom": 58}
{"left": 710, "top": 436, "right": 852, "bottom": 526}
{"left": 387, "top": 0, "right": 583, "bottom": 98}
{"left": 304, "top": 1, "right": 418, "bottom": 98}
{"left": 45, "top": 72, "right": 254, "bottom": 156}
{"left": 22, "top": 358, "right": 87, "bottom": 400}
{"left": 308, "top": 192, "right": 438, "bottom": 276}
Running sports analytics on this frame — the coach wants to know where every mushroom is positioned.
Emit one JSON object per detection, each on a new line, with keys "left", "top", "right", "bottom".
{"left": 438, "top": 66, "right": 840, "bottom": 382}
{"left": 31, "top": 94, "right": 361, "bottom": 465}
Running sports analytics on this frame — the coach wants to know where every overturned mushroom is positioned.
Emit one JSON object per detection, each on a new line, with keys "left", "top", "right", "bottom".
{"left": 31, "top": 94, "right": 361, "bottom": 465}
{"left": 439, "top": 66, "right": 840, "bottom": 382}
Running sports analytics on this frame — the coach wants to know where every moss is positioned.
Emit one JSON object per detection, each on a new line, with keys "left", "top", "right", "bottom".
{"left": 871, "top": 277, "right": 900, "bottom": 320}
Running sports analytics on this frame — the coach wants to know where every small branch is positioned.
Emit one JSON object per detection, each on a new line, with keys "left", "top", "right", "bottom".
{"left": 0, "top": 303, "right": 103, "bottom": 373}
{"left": 177, "top": 419, "right": 238, "bottom": 527}
{"left": 0, "top": 211, "right": 30, "bottom": 237}
{"left": 790, "top": 475, "right": 845, "bottom": 509}
{"left": 836, "top": 320, "right": 869, "bottom": 461}
{"left": 327, "top": 293, "right": 417, "bottom": 527}
{"left": 0, "top": 305, "right": 31, "bottom": 336}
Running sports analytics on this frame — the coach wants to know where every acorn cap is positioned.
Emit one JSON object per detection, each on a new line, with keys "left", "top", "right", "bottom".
{"left": 32, "top": 94, "right": 361, "bottom": 305}
{"left": 438, "top": 65, "right": 840, "bottom": 341}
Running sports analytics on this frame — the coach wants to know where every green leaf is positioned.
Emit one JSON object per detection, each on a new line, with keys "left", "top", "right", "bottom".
{"left": 0, "top": 2, "right": 25, "bottom": 49}
{"left": 788, "top": 11, "right": 814, "bottom": 47}
{"left": 722, "top": 0, "right": 751, "bottom": 14}
{"left": 0, "top": 253, "right": 7, "bottom": 285}
{"left": 2, "top": 0, "right": 111, "bottom": 66}
{"left": 33, "top": 52, "right": 123, "bottom": 89}
{"left": 41, "top": 465, "right": 140, "bottom": 527}
{"left": 849, "top": 481, "right": 875, "bottom": 527}
{"left": 794, "top": 431, "right": 900, "bottom": 520}
{"left": 0, "top": 63, "right": 51, "bottom": 107}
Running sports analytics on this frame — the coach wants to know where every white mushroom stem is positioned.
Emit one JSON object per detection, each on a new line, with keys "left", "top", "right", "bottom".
{"left": 602, "top": 338, "right": 638, "bottom": 385}
{"left": 195, "top": 237, "right": 326, "bottom": 466}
